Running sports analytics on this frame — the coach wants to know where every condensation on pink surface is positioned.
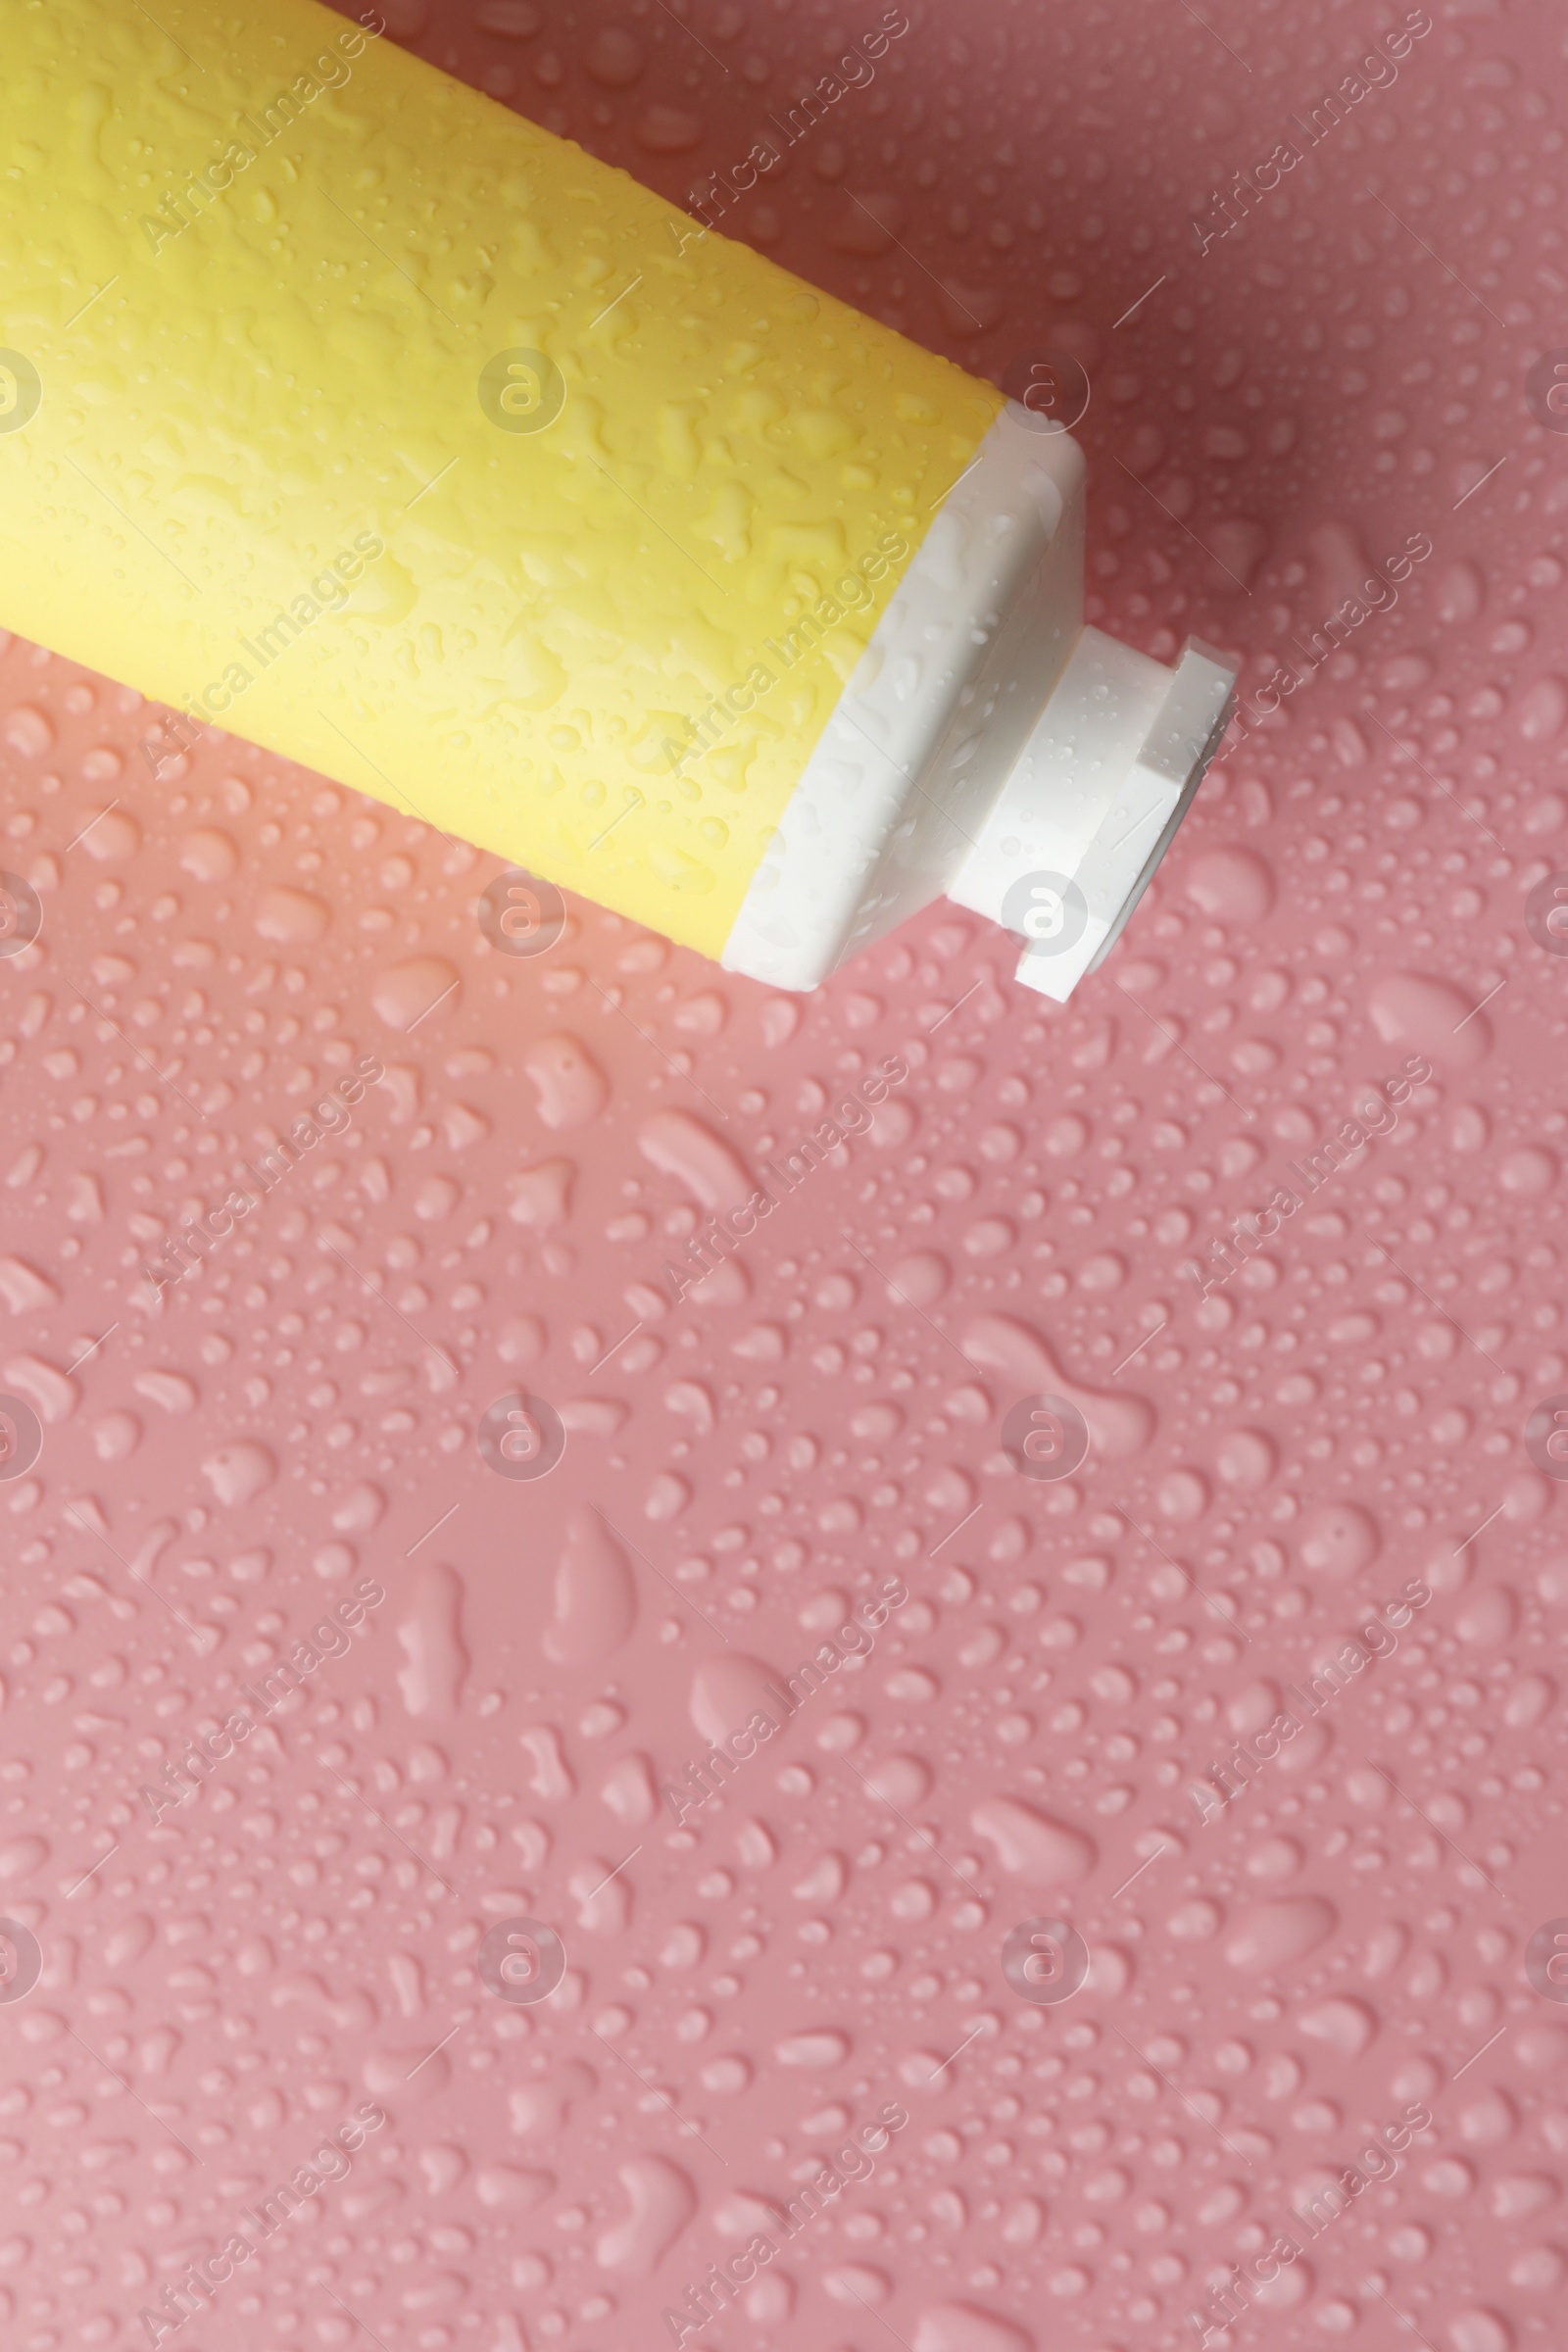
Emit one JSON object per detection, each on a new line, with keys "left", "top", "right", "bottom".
{"left": 2, "top": 4, "right": 1567, "bottom": 2351}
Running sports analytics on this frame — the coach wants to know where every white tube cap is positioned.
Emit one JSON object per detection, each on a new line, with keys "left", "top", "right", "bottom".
{"left": 948, "top": 627, "right": 1239, "bottom": 1001}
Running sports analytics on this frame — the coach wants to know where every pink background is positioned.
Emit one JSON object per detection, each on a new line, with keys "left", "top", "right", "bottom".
{"left": 1, "top": 3, "right": 1566, "bottom": 2350}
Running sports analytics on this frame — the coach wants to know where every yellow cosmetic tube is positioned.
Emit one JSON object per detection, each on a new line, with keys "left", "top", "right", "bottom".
{"left": 0, "top": 0, "right": 1236, "bottom": 998}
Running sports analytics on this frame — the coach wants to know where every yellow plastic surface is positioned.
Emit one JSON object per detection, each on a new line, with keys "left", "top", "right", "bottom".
{"left": 0, "top": 0, "right": 1004, "bottom": 956}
